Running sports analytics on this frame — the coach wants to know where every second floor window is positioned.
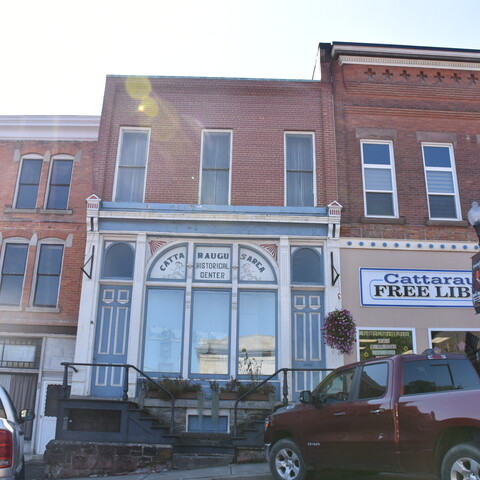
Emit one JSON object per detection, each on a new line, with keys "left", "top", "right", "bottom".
{"left": 0, "top": 243, "right": 28, "bottom": 306}
{"left": 33, "top": 244, "right": 64, "bottom": 307}
{"left": 114, "top": 129, "right": 150, "bottom": 202}
{"left": 285, "top": 133, "right": 314, "bottom": 207}
{"left": 361, "top": 141, "right": 398, "bottom": 217}
{"left": 46, "top": 157, "right": 74, "bottom": 210}
{"left": 422, "top": 144, "right": 460, "bottom": 220}
{"left": 200, "top": 131, "right": 231, "bottom": 205}
{"left": 15, "top": 156, "right": 43, "bottom": 209}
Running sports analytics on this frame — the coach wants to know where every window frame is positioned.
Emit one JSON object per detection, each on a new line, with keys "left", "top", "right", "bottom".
{"left": 0, "top": 241, "right": 29, "bottom": 307}
{"left": 284, "top": 132, "right": 316, "bottom": 207}
{"left": 360, "top": 140, "right": 399, "bottom": 218}
{"left": 45, "top": 155, "right": 74, "bottom": 210}
{"left": 421, "top": 142, "right": 461, "bottom": 221}
{"left": 113, "top": 127, "right": 151, "bottom": 203}
{"left": 199, "top": 129, "right": 233, "bottom": 205}
{"left": 13, "top": 154, "right": 44, "bottom": 210}
{"left": 31, "top": 242, "right": 65, "bottom": 309}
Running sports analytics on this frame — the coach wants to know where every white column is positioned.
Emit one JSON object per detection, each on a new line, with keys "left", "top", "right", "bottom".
{"left": 71, "top": 230, "right": 102, "bottom": 396}
{"left": 278, "top": 236, "right": 291, "bottom": 370}
{"left": 127, "top": 233, "right": 147, "bottom": 395}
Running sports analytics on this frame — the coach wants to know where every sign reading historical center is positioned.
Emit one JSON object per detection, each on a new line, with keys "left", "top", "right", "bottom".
{"left": 194, "top": 245, "right": 232, "bottom": 281}
{"left": 360, "top": 268, "right": 472, "bottom": 307}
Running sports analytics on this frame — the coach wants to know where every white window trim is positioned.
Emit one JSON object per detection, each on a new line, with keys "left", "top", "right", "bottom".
{"left": 44, "top": 154, "right": 75, "bottom": 210}
{"left": 0, "top": 239, "right": 30, "bottom": 310}
{"left": 421, "top": 142, "right": 461, "bottom": 221}
{"left": 284, "top": 132, "right": 316, "bottom": 207}
{"left": 198, "top": 129, "right": 233, "bottom": 205}
{"left": 360, "top": 140, "right": 399, "bottom": 218}
{"left": 113, "top": 127, "right": 151, "bottom": 203}
{"left": 13, "top": 154, "right": 44, "bottom": 210}
{"left": 28, "top": 238, "right": 66, "bottom": 311}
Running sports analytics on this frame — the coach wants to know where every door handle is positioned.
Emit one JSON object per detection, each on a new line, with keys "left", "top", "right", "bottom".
{"left": 333, "top": 411, "right": 346, "bottom": 416}
{"left": 370, "top": 408, "right": 386, "bottom": 415}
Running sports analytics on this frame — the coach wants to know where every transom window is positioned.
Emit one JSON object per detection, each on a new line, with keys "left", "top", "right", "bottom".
{"left": 144, "top": 243, "right": 277, "bottom": 379}
{"left": 422, "top": 144, "right": 460, "bottom": 220}
{"left": 15, "top": 156, "right": 43, "bottom": 209}
{"left": 361, "top": 141, "right": 398, "bottom": 217}
{"left": 200, "top": 131, "right": 232, "bottom": 205}
{"left": 114, "top": 128, "right": 150, "bottom": 202}
{"left": 285, "top": 133, "right": 314, "bottom": 207}
{"left": 46, "top": 156, "right": 74, "bottom": 210}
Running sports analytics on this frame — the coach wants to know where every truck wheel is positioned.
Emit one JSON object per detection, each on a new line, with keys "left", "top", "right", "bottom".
{"left": 441, "top": 442, "right": 480, "bottom": 480}
{"left": 269, "top": 438, "right": 309, "bottom": 480}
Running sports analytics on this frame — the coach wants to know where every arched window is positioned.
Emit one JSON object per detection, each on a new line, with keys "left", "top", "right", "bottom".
{"left": 292, "top": 247, "right": 323, "bottom": 284}
{"left": 103, "top": 243, "right": 135, "bottom": 279}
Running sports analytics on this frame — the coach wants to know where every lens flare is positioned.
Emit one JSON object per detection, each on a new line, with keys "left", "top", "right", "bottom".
{"left": 125, "top": 77, "right": 151, "bottom": 100}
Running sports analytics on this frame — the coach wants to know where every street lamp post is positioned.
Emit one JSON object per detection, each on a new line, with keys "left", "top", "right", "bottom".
{"left": 468, "top": 201, "right": 480, "bottom": 245}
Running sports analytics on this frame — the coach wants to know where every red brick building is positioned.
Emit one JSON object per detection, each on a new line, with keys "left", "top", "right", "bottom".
{"left": 317, "top": 42, "right": 480, "bottom": 360}
{"left": 71, "top": 75, "right": 344, "bottom": 421}
{"left": 0, "top": 115, "right": 99, "bottom": 454}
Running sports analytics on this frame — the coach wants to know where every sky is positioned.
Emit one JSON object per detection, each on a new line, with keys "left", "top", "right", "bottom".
{"left": 3, "top": 0, "right": 480, "bottom": 116}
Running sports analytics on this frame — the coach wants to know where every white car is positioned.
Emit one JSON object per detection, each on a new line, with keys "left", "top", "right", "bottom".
{"left": 0, "top": 386, "right": 34, "bottom": 480}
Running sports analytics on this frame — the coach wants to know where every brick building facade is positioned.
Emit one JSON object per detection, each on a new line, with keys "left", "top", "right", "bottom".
{"left": 317, "top": 42, "right": 480, "bottom": 360}
{"left": 71, "top": 75, "right": 344, "bottom": 418}
{"left": 0, "top": 116, "right": 99, "bottom": 453}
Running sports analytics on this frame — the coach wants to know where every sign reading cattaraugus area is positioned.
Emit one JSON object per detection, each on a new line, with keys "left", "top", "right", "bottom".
{"left": 360, "top": 268, "right": 472, "bottom": 307}
{"left": 472, "top": 252, "right": 480, "bottom": 314}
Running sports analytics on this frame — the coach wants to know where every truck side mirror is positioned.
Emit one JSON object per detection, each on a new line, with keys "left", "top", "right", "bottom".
{"left": 20, "top": 409, "right": 35, "bottom": 423}
{"left": 299, "top": 390, "right": 313, "bottom": 404}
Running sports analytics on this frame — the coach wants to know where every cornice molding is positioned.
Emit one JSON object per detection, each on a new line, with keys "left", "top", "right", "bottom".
{"left": 337, "top": 55, "right": 480, "bottom": 71}
{"left": 341, "top": 237, "right": 479, "bottom": 252}
{"left": 0, "top": 115, "right": 100, "bottom": 141}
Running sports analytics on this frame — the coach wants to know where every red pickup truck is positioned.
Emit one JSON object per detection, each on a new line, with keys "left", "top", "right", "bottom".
{"left": 264, "top": 353, "right": 480, "bottom": 480}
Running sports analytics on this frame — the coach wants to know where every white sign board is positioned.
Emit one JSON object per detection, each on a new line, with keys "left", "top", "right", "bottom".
{"left": 149, "top": 245, "right": 187, "bottom": 280}
{"left": 194, "top": 246, "right": 232, "bottom": 281}
{"left": 360, "top": 268, "right": 472, "bottom": 307}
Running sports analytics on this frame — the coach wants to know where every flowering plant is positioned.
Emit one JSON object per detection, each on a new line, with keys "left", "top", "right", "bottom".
{"left": 322, "top": 309, "right": 356, "bottom": 355}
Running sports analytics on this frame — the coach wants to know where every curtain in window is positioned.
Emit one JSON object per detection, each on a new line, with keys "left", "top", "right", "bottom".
{"left": 201, "top": 132, "right": 230, "bottom": 205}
{"left": 286, "top": 135, "right": 314, "bottom": 206}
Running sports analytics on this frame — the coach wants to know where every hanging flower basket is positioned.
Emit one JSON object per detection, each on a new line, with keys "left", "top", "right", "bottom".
{"left": 322, "top": 309, "right": 357, "bottom": 355}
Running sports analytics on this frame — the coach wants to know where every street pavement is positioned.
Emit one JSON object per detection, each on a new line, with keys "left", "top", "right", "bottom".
{"left": 26, "top": 460, "right": 435, "bottom": 480}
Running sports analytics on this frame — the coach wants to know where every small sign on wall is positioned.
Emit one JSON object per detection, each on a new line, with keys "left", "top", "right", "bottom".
{"left": 360, "top": 268, "right": 472, "bottom": 307}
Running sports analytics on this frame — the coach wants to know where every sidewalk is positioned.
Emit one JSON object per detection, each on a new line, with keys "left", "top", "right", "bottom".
{"left": 34, "top": 462, "right": 273, "bottom": 480}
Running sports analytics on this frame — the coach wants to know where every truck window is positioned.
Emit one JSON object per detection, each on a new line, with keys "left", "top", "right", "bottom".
{"left": 403, "top": 359, "right": 480, "bottom": 395}
{"left": 314, "top": 367, "right": 355, "bottom": 403}
{"left": 358, "top": 363, "right": 388, "bottom": 399}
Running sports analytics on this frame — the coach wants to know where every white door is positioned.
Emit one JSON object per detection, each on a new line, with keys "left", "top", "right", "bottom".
{"left": 35, "top": 381, "right": 60, "bottom": 454}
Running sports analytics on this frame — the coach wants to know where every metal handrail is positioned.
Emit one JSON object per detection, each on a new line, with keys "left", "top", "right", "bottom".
{"left": 61, "top": 362, "right": 334, "bottom": 438}
{"left": 61, "top": 362, "right": 177, "bottom": 433}
{"left": 232, "top": 367, "right": 333, "bottom": 436}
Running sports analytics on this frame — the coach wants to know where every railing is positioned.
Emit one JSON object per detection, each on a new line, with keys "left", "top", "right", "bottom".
{"left": 61, "top": 362, "right": 176, "bottom": 433}
{"left": 61, "top": 362, "right": 333, "bottom": 438}
{"left": 232, "top": 367, "right": 333, "bottom": 436}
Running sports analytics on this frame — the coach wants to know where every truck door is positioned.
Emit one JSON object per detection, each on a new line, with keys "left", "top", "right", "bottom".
{"left": 343, "top": 362, "right": 400, "bottom": 470}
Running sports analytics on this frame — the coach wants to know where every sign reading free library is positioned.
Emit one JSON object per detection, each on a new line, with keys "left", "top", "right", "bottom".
{"left": 360, "top": 268, "right": 472, "bottom": 307}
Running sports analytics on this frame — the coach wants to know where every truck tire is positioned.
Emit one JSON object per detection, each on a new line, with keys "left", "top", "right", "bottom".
{"left": 441, "top": 442, "right": 480, "bottom": 480}
{"left": 269, "top": 438, "right": 309, "bottom": 480}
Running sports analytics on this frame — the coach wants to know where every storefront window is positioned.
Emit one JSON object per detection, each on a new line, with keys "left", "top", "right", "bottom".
{"left": 238, "top": 291, "right": 276, "bottom": 375}
{"left": 431, "top": 330, "right": 480, "bottom": 354}
{"left": 190, "top": 290, "right": 230, "bottom": 375}
{"left": 143, "top": 288, "right": 185, "bottom": 373}
{"left": 358, "top": 329, "right": 414, "bottom": 360}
